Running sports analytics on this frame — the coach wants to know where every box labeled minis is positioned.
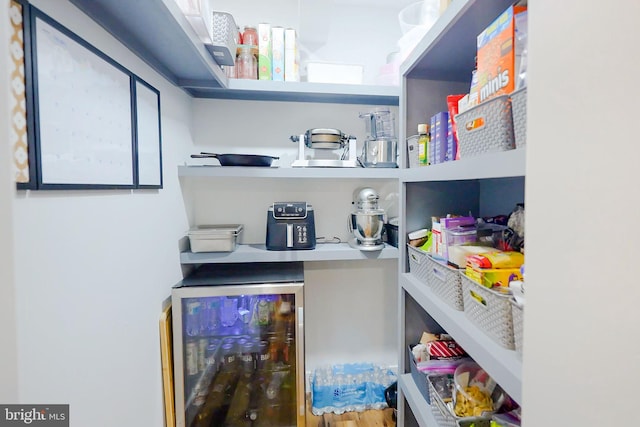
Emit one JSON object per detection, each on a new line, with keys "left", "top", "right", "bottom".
{"left": 476, "top": 5, "right": 527, "bottom": 103}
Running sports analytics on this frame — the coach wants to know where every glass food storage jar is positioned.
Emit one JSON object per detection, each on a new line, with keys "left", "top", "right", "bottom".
{"left": 236, "top": 45, "right": 257, "bottom": 80}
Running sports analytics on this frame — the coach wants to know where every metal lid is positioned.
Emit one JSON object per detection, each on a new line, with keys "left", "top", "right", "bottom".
{"left": 354, "top": 187, "right": 380, "bottom": 210}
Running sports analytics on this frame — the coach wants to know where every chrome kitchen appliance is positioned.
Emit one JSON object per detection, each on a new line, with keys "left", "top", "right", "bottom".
{"left": 348, "top": 188, "right": 386, "bottom": 251}
{"left": 358, "top": 108, "right": 398, "bottom": 168}
{"left": 290, "top": 128, "right": 358, "bottom": 168}
{"left": 266, "top": 202, "right": 316, "bottom": 250}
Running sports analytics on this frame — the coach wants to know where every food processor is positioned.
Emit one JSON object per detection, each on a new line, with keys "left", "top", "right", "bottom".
{"left": 348, "top": 187, "right": 386, "bottom": 251}
{"left": 358, "top": 108, "right": 398, "bottom": 168}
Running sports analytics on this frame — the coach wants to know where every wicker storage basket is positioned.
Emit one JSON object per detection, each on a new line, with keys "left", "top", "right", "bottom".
{"left": 456, "top": 95, "right": 515, "bottom": 158}
{"left": 511, "top": 300, "right": 524, "bottom": 359}
{"left": 204, "top": 11, "right": 238, "bottom": 66}
{"left": 510, "top": 87, "right": 527, "bottom": 148}
{"left": 427, "top": 374, "right": 492, "bottom": 427}
{"left": 426, "top": 255, "right": 464, "bottom": 311}
{"left": 460, "top": 273, "right": 515, "bottom": 349}
{"left": 407, "top": 245, "right": 430, "bottom": 284}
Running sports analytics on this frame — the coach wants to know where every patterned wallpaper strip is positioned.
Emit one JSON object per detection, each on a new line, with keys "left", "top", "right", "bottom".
{"left": 9, "top": 1, "right": 29, "bottom": 184}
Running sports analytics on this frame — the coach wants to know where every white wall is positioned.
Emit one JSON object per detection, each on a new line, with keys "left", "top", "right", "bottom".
{"left": 13, "top": 1, "right": 194, "bottom": 425}
{"left": 0, "top": 0, "right": 18, "bottom": 403}
{"left": 524, "top": 1, "right": 640, "bottom": 425}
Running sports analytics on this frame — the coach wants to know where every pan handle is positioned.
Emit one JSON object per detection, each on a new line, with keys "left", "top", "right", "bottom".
{"left": 199, "top": 152, "right": 280, "bottom": 160}
{"left": 191, "top": 154, "right": 219, "bottom": 158}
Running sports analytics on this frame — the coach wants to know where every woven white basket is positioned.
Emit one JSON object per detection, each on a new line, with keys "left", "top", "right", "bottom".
{"left": 407, "top": 245, "right": 430, "bottom": 284}
{"left": 511, "top": 300, "right": 524, "bottom": 358}
{"left": 460, "top": 272, "right": 515, "bottom": 349}
{"left": 511, "top": 87, "right": 527, "bottom": 148}
{"left": 426, "top": 255, "right": 463, "bottom": 311}
{"left": 204, "top": 11, "right": 237, "bottom": 66}
{"left": 456, "top": 95, "right": 515, "bottom": 158}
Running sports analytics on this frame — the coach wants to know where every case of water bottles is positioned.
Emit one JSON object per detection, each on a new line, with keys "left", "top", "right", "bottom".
{"left": 310, "top": 363, "right": 397, "bottom": 415}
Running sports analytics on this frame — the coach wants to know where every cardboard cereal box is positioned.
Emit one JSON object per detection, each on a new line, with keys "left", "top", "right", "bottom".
{"left": 258, "top": 23, "right": 272, "bottom": 80}
{"left": 476, "top": 5, "right": 527, "bottom": 103}
{"left": 271, "top": 26, "right": 285, "bottom": 81}
{"left": 284, "top": 28, "right": 299, "bottom": 82}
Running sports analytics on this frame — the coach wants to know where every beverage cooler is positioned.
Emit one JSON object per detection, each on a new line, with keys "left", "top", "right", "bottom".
{"left": 172, "top": 262, "right": 305, "bottom": 427}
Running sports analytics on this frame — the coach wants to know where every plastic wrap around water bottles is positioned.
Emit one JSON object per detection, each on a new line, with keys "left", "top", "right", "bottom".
{"left": 310, "top": 363, "right": 397, "bottom": 415}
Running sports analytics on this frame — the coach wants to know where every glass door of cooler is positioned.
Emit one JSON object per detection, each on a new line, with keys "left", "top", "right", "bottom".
{"left": 172, "top": 282, "right": 304, "bottom": 427}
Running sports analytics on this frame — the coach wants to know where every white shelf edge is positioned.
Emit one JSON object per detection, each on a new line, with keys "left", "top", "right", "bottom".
{"left": 190, "top": 80, "right": 400, "bottom": 104}
{"left": 180, "top": 243, "right": 399, "bottom": 264}
{"left": 401, "top": 273, "right": 522, "bottom": 403}
{"left": 398, "top": 374, "right": 438, "bottom": 427}
{"left": 401, "top": 148, "right": 526, "bottom": 182}
{"left": 178, "top": 165, "right": 400, "bottom": 179}
{"left": 226, "top": 80, "right": 399, "bottom": 97}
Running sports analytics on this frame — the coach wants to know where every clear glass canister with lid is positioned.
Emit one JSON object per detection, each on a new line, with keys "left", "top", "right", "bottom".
{"left": 242, "top": 26, "right": 258, "bottom": 47}
{"left": 236, "top": 45, "right": 257, "bottom": 80}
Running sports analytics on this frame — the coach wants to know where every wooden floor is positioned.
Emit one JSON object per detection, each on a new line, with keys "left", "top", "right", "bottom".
{"left": 305, "top": 395, "right": 396, "bottom": 427}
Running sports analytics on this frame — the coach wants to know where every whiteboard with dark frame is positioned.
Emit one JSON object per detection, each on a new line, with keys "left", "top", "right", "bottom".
{"left": 134, "top": 78, "right": 162, "bottom": 188}
{"left": 32, "top": 11, "right": 135, "bottom": 189}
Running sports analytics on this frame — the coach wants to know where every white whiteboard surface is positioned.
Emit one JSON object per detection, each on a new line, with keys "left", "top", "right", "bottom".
{"left": 34, "top": 16, "right": 134, "bottom": 187}
{"left": 135, "top": 80, "right": 162, "bottom": 187}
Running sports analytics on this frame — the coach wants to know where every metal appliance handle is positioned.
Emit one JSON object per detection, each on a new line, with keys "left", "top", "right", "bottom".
{"left": 287, "top": 223, "right": 293, "bottom": 247}
{"left": 297, "top": 306, "right": 305, "bottom": 417}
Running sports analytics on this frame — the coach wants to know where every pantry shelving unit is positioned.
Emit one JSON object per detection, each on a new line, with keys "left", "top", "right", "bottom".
{"left": 396, "top": 0, "right": 524, "bottom": 426}
{"left": 178, "top": 164, "right": 401, "bottom": 264}
{"left": 69, "top": 0, "right": 399, "bottom": 105}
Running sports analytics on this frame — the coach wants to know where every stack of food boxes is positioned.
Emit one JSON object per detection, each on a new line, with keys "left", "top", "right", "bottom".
{"left": 257, "top": 23, "right": 299, "bottom": 82}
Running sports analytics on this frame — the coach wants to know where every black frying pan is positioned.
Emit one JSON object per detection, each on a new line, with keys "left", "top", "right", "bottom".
{"left": 191, "top": 152, "right": 279, "bottom": 167}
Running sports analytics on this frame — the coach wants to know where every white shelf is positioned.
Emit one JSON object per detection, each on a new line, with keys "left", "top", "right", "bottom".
{"left": 180, "top": 243, "right": 399, "bottom": 264}
{"left": 191, "top": 80, "right": 399, "bottom": 105}
{"left": 401, "top": 273, "right": 522, "bottom": 404}
{"left": 178, "top": 165, "right": 400, "bottom": 179}
{"left": 401, "top": 149, "right": 526, "bottom": 182}
{"left": 70, "top": 0, "right": 399, "bottom": 105}
{"left": 398, "top": 374, "right": 438, "bottom": 427}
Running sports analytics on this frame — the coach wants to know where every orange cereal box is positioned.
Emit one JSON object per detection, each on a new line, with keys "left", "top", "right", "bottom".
{"left": 476, "top": 5, "right": 527, "bottom": 103}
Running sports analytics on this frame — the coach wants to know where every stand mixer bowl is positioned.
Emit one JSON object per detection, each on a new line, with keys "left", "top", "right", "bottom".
{"left": 350, "top": 210, "right": 385, "bottom": 245}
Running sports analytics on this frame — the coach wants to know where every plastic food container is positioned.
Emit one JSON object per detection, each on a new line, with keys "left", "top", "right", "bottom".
{"left": 408, "top": 228, "right": 429, "bottom": 247}
{"left": 453, "top": 361, "right": 505, "bottom": 418}
{"left": 188, "top": 224, "right": 243, "bottom": 253}
{"left": 446, "top": 225, "right": 477, "bottom": 247}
